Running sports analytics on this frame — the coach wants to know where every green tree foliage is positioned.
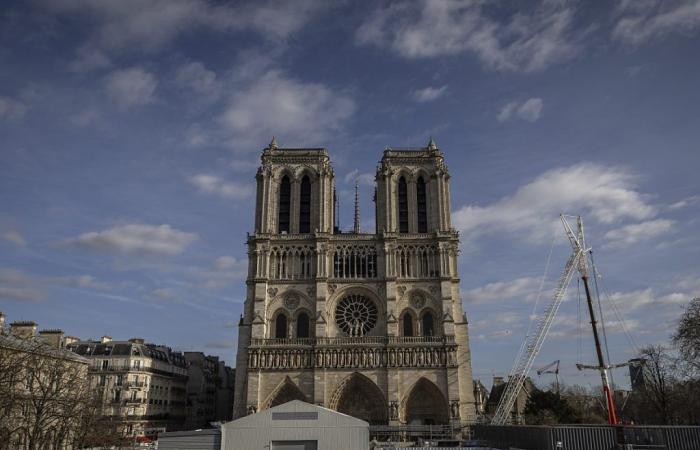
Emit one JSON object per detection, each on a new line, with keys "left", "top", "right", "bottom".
{"left": 524, "top": 389, "right": 582, "bottom": 424}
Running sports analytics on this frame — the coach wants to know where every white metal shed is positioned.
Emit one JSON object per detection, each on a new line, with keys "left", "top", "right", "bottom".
{"left": 221, "top": 400, "right": 369, "bottom": 450}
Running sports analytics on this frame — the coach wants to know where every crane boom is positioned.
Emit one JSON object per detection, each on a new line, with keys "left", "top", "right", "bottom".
{"left": 491, "top": 235, "right": 583, "bottom": 425}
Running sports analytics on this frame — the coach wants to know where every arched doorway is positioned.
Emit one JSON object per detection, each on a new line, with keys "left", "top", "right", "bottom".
{"left": 400, "top": 377, "right": 449, "bottom": 425}
{"left": 262, "top": 376, "right": 307, "bottom": 410}
{"left": 329, "top": 372, "right": 388, "bottom": 425}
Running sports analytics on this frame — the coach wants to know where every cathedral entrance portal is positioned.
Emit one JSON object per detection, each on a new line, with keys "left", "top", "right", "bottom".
{"left": 329, "top": 372, "right": 388, "bottom": 425}
{"left": 400, "top": 377, "right": 449, "bottom": 425}
{"left": 262, "top": 376, "right": 307, "bottom": 410}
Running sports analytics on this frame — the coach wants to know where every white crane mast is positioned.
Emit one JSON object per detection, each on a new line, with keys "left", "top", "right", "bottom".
{"left": 491, "top": 215, "right": 585, "bottom": 425}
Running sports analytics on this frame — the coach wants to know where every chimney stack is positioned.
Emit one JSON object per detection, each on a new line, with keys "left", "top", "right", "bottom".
{"left": 101, "top": 335, "right": 112, "bottom": 343}
{"left": 38, "top": 329, "right": 65, "bottom": 349}
{"left": 492, "top": 376, "right": 504, "bottom": 388}
{"left": 10, "top": 321, "right": 37, "bottom": 338}
{"left": 64, "top": 336, "right": 79, "bottom": 346}
{"left": 129, "top": 337, "right": 145, "bottom": 344}
{"left": 0, "top": 311, "right": 5, "bottom": 328}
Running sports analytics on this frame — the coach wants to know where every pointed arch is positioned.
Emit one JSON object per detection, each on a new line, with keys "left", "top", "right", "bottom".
{"left": 329, "top": 372, "right": 388, "bottom": 425}
{"left": 421, "top": 311, "right": 434, "bottom": 336}
{"left": 399, "top": 377, "right": 449, "bottom": 425}
{"left": 416, "top": 176, "right": 428, "bottom": 233}
{"left": 278, "top": 175, "right": 291, "bottom": 233}
{"left": 262, "top": 376, "right": 307, "bottom": 410}
{"left": 274, "top": 313, "right": 288, "bottom": 339}
{"left": 299, "top": 175, "right": 311, "bottom": 233}
{"left": 398, "top": 176, "right": 409, "bottom": 233}
{"left": 296, "top": 311, "right": 310, "bottom": 338}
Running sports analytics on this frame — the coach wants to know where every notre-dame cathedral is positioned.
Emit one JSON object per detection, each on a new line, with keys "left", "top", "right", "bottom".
{"left": 232, "top": 138, "right": 477, "bottom": 427}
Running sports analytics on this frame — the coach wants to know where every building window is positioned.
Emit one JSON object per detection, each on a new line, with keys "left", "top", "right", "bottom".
{"left": 299, "top": 175, "right": 311, "bottom": 233}
{"left": 275, "top": 314, "right": 287, "bottom": 339}
{"left": 417, "top": 176, "right": 427, "bottom": 233}
{"left": 278, "top": 176, "right": 291, "bottom": 233}
{"left": 422, "top": 312, "right": 434, "bottom": 337}
{"left": 398, "top": 176, "right": 409, "bottom": 233}
{"left": 297, "top": 312, "right": 310, "bottom": 338}
{"left": 402, "top": 313, "right": 414, "bottom": 337}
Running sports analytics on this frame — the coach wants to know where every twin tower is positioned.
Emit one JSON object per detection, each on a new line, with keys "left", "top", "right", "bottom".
{"left": 233, "top": 138, "right": 477, "bottom": 427}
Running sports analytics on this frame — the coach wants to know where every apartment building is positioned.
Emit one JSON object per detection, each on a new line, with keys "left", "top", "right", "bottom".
{"left": 67, "top": 337, "right": 188, "bottom": 440}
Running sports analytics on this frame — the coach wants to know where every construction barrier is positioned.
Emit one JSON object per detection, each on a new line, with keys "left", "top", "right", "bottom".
{"left": 472, "top": 424, "right": 700, "bottom": 450}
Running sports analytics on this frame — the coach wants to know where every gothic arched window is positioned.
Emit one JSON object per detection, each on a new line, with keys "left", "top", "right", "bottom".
{"left": 422, "top": 312, "right": 434, "bottom": 337}
{"left": 275, "top": 314, "right": 287, "bottom": 339}
{"left": 398, "top": 176, "right": 409, "bottom": 233}
{"left": 417, "top": 176, "right": 427, "bottom": 233}
{"left": 299, "top": 175, "right": 311, "bottom": 233}
{"left": 278, "top": 176, "right": 291, "bottom": 233}
{"left": 297, "top": 312, "right": 310, "bottom": 338}
{"left": 402, "top": 312, "right": 414, "bottom": 337}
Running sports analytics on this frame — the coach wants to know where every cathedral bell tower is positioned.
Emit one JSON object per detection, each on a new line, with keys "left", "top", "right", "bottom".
{"left": 233, "top": 138, "right": 477, "bottom": 430}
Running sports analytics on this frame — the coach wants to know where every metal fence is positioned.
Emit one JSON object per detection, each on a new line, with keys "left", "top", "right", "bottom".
{"left": 472, "top": 424, "right": 700, "bottom": 450}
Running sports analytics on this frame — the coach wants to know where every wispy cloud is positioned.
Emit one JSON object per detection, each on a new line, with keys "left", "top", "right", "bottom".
{"left": 42, "top": 0, "right": 328, "bottom": 53}
{"left": 603, "top": 219, "right": 676, "bottom": 249}
{"left": 464, "top": 277, "right": 542, "bottom": 304}
{"left": 412, "top": 85, "right": 448, "bottom": 102}
{"left": 453, "top": 163, "right": 656, "bottom": 241}
{"left": 0, "top": 96, "right": 28, "bottom": 120}
{"left": 188, "top": 174, "right": 254, "bottom": 200}
{"left": 104, "top": 67, "right": 158, "bottom": 109}
{"left": 356, "top": 0, "right": 581, "bottom": 72}
{"left": 221, "top": 70, "right": 355, "bottom": 149}
{"left": 2, "top": 231, "right": 26, "bottom": 247}
{"left": 63, "top": 224, "right": 198, "bottom": 256}
{"left": 0, "top": 268, "right": 45, "bottom": 302}
{"left": 613, "top": 0, "right": 700, "bottom": 46}
{"left": 497, "top": 98, "right": 544, "bottom": 122}
{"left": 343, "top": 169, "right": 375, "bottom": 186}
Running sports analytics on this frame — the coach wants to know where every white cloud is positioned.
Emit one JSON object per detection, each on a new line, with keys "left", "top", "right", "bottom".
{"left": 69, "top": 109, "right": 101, "bottom": 127}
{"left": 464, "top": 277, "right": 542, "bottom": 304}
{"left": 668, "top": 195, "right": 700, "bottom": 210}
{"left": 214, "top": 256, "right": 238, "bottom": 270}
{"left": 0, "top": 268, "right": 45, "bottom": 302}
{"left": 42, "top": 0, "right": 326, "bottom": 52}
{"left": 356, "top": 0, "right": 580, "bottom": 72}
{"left": 344, "top": 169, "right": 375, "bottom": 186}
{"left": 498, "top": 98, "right": 544, "bottom": 122}
{"left": 0, "top": 96, "right": 28, "bottom": 120}
{"left": 188, "top": 174, "right": 254, "bottom": 200}
{"left": 68, "top": 44, "right": 111, "bottom": 72}
{"left": 412, "top": 85, "right": 448, "bottom": 102}
{"left": 175, "top": 61, "right": 220, "bottom": 96}
{"left": 613, "top": 0, "right": 700, "bottom": 46}
{"left": 603, "top": 219, "right": 675, "bottom": 248}
{"left": 150, "top": 287, "right": 175, "bottom": 300}
{"left": 221, "top": 70, "right": 355, "bottom": 149}
{"left": 2, "top": 231, "right": 26, "bottom": 246}
{"left": 453, "top": 163, "right": 656, "bottom": 241}
{"left": 51, "top": 274, "right": 110, "bottom": 290}
{"left": 104, "top": 67, "right": 158, "bottom": 109}
{"left": 64, "top": 224, "right": 198, "bottom": 255}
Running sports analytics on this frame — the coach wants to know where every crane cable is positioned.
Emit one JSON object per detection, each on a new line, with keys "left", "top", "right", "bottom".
{"left": 515, "top": 226, "right": 559, "bottom": 376}
{"left": 589, "top": 251, "right": 615, "bottom": 388}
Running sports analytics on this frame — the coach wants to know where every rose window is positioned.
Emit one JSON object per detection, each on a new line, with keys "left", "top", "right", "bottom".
{"left": 335, "top": 294, "right": 378, "bottom": 336}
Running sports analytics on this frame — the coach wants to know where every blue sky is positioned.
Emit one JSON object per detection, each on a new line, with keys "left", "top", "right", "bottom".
{"left": 1, "top": 0, "right": 699, "bottom": 391}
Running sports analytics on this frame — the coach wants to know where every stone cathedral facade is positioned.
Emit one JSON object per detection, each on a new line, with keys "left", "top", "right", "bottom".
{"left": 232, "top": 138, "right": 477, "bottom": 427}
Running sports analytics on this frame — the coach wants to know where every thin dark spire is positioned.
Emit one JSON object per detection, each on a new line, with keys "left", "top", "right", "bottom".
{"left": 353, "top": 181, "right": 360, "bottom": 233}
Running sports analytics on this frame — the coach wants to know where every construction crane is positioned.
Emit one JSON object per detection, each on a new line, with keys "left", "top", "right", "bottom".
{"left": 536, "top": 360, "right": 560, "bottom": 396}
{"left": 491, "top": 215, "right": 585, "bottom": 425}
{"left": 492, "top": 215, "right": 619, "bottom": 425}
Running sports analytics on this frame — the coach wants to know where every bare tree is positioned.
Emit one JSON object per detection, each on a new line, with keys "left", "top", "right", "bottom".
{"left": 0, "top": 334, "right": 122, "bottom": 449}
{"left": 673, "top": 297, "right": 700, "bottom": 374}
